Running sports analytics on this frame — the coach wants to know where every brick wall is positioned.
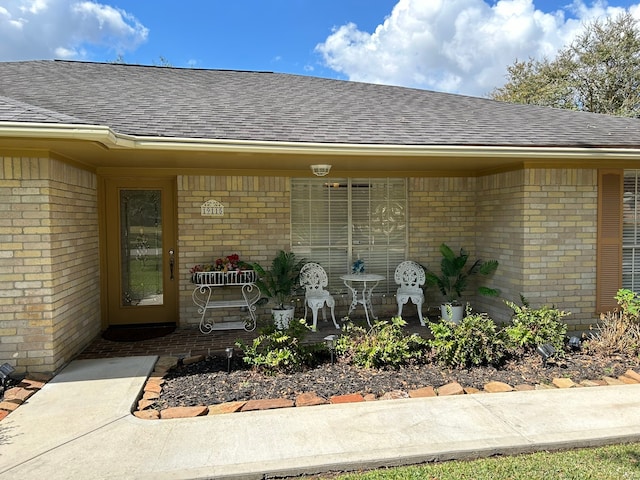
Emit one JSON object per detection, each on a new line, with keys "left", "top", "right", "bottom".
{"left": 177, "top": 175, "right": 293, "bottom": 327}
{"left": 407, "top": 176, "right": 478, "bottom": 309}
{"left": 519, "top": 169, "right": 598, "bottom": 331}
{"left": 474, "top": 170, "right": 526, "bottom": 321}
{"left": 408, "top": 169, "right": 598, "bottom": 330}
{"left": 0, "top": 156, "right": 100, "bottom": 374}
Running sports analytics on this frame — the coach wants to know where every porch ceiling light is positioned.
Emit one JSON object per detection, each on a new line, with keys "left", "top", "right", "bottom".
{"left": 311, "top": 164, "right": 332, "bottom": 176}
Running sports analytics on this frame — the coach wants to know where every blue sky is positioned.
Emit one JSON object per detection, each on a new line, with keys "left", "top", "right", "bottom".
{"left": 1, "top": 0, "right": 639, "bottom": 96}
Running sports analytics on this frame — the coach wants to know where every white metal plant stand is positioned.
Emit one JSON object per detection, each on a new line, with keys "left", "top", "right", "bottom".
{"left": 191, "top": 270, "right": 261, "bottom": 333}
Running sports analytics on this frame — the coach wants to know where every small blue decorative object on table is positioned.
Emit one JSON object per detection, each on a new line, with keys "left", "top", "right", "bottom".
{"left": 352, "top": 259, "right": 365, "bottom": 274}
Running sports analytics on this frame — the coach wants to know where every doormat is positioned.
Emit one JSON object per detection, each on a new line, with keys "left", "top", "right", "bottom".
{"left": 102, "top": 324, "right": 176, "bottom": 342}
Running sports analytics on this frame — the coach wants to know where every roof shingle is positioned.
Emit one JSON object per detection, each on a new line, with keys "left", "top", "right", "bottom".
{"left": 0, "top": 59, "right": 638, "bottom": 148}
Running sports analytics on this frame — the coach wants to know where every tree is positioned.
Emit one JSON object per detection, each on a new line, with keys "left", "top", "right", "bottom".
{"left": 491, "top": 13, "right": 640, "bottom": 118}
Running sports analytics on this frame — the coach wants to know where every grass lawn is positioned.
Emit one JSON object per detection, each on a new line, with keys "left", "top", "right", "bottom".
{"left": 314, "top": 442, "right": 640, "bottom": 479}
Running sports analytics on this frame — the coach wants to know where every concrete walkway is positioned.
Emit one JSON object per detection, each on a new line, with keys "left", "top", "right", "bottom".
{"left": 1, "top": 356, "right": 639, "bottom": 480}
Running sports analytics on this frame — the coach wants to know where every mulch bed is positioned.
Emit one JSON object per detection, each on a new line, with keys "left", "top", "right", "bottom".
{"left": 156, "top": 351, "right": 640, "bottom": 409}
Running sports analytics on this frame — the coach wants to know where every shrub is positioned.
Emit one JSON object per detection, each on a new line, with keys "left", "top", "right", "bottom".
{"left": 235, "top": 318, "right": 323, "bottom": 374}
{"left": 428, "top": 311, "right": 507, "bottom": 368}
{"left": 585, "top": 289, "right": 640, "bottom": 357}
{"left": 335, "top": 317, "right": 427, "bottom": 369}
{"left": 503, "top": 298, "right": 569, "bottom": 355}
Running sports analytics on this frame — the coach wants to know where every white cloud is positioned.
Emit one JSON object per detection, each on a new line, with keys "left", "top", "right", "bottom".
{"left": 316, "top": 0, "right": 640, "bottom": 96}
{"left": 0, "top": 0, "right": 148, "bottom": 62}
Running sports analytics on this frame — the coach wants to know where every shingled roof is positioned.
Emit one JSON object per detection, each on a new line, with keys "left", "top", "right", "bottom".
{"left": 0, "top": 59, "right": 639, "bottom": 148}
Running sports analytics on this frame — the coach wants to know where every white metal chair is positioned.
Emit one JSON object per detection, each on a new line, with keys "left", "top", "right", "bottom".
{"left": 299, "top": 262, "right": 339, "bottom": 331}
{"left": 394, "top": 260, "right": 426, "bottom": 326}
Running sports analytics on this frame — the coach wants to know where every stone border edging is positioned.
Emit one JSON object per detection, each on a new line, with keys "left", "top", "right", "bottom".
{"left": 0, "top": 373, "right": 53, "bottom": 421}
{"left": 132, "top": 355, "right": 640, "bottom": 420}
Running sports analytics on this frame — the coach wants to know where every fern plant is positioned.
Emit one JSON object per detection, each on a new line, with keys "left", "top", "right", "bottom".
{"left": 235, "top": 319, "right": 322, "bottom": 374}
{"left": 335, "top": 317, "right": 427, "bottom": 369}
{"left": 504, "top": 298, "right": 569, "bottom": 355}
{"left": 428, "top": 311, "right": 507, "bottom": 368}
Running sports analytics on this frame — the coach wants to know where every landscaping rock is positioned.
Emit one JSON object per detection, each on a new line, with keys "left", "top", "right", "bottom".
{"left": 623, "top": 369, "right": 640, "bottom": 382}
{"left": 330, "top": 393, "right": 365, "bottom": 404}
{"left": 143, "top": 382, "right": 162, "bottom": 394}
{"left": 552, "top": 378, "right": 577, "bottom": 388}
{"left": 295, "top": 392, "right": 328, "bottom": 407}
{"left": 580, "top": 380, "right": 604, "bottom": 387}
{"left": 380, "top": 390, "right": 409, "bottom": 400}
{"left": 602, "top": 376, "right": 626, "bottom": 386}
{"left": 0, "top": 401, "right": 20, "bottom": 412}
{"left": 514, "top": 384, "right": 535, "bottom": 391}
{"left": 484, "top": 381, "right": 514, "bottom": 393}
{"left": 241, "top": 398, "right": 295, "bottom": 411}
{"left": 19, "top": 379, "right": 46, "bottom": 390}
{"left": 134, "top": 409, "right": 160, "bottom": 420}
{"left": 535, "top": 383, "right": 557, "bottom": 390}
{"left": 160, "top": 405, "right": 208, "bottom": 419}
{"left": 137, "top": 399, "right": 156, "bottom": 410}
{"left": 464, "top": 387, "right": 483, "bottom": 394}
{"left": 618, "top": 375, "right": 639, "bottom": 384}
{"left": 208, "top": 401, "right": 247, "bottom": 415}
{"left": 437, "top": 382, "right": 464, "bottom": 396}
{"left": 142, "top": 390, "right": 160, "bottom": 401}
{"left": 409, "top": 386, "right": 436, "bottom": 398}
{"left": 3, "top": 387, "right": 35, "bottom": 402}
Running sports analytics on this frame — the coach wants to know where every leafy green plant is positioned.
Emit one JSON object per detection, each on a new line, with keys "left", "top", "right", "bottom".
{"left": 504, "top": 297, "right": 569, "bottom": 355}
{"left": 586, "top": 288, "right": 640, "bottom": 357}
{"left": 335, "top": 317, "right": 427, "bottom": 369}
{"left": 613, "top": 288, "right": 640, "bottom": 317}
{"left": 424, "top": 243, "right": 500, "bottom": 304}
{"left": 428, "top": 310, "right": 506, "bottom": 368}
{"left": 235, "top": 318, "right": 323, "bottom": 374}
{"left": 252, "top": 250, "right": 305, "bottom": 310}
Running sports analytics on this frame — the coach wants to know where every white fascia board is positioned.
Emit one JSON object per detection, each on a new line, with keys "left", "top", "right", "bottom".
{"left": 2, "top": 121, "right": 640, "bottom": 160}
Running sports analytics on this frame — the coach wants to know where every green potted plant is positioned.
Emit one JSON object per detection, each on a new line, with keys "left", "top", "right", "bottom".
{"left": 425, "top": 243, "right": 500, "bottom": 323}
{"left": 252, "top": 250, "right": 305, "bottom": 329}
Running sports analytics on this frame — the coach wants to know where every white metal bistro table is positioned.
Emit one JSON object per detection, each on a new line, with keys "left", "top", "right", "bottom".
{"left": 340, "top": 273, "right": 385, "bottom": 327}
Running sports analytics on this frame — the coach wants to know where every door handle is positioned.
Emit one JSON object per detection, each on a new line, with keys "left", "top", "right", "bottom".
{"left": 169, "top": 249, "right": 175, "bottom": 280}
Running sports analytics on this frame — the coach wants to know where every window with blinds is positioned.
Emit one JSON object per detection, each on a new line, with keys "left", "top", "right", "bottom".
{"left": 291, "top": 178, "right": 407, "bottom": 295}
{"left": 623, "top": 171, "right": 640, "bottom": 292}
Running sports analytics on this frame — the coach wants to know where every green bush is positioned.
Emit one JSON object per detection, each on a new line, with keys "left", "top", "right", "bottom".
{"left": 503, "top": 298, "right": 569, "bottom": 355}
{"left": 613, "top": 288, "right": 640, "bottom": 318}
{"left": 428, "top": 311, "right": 507, "bottom": 368}
{"left": 235, "top": 318, "right": 323, "bottom": 374}
{"left": 335, "top": 317, "right": 427, "bottom": 369}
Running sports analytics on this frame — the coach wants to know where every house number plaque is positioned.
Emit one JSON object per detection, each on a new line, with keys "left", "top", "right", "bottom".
{"left": 201, "top": 199, "right": 224, "bottom": 217}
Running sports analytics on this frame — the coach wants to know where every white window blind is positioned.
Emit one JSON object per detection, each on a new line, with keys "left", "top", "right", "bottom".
{"left": 291, "top": 177, "right": 407, "bottom": 294}
{"left": 623, "top": 171, "right": 640, "bottom": 292}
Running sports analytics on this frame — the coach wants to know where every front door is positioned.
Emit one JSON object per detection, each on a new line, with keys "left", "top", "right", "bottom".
{"left": 103, "top": 177, "right": 178, "bottom": 325}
